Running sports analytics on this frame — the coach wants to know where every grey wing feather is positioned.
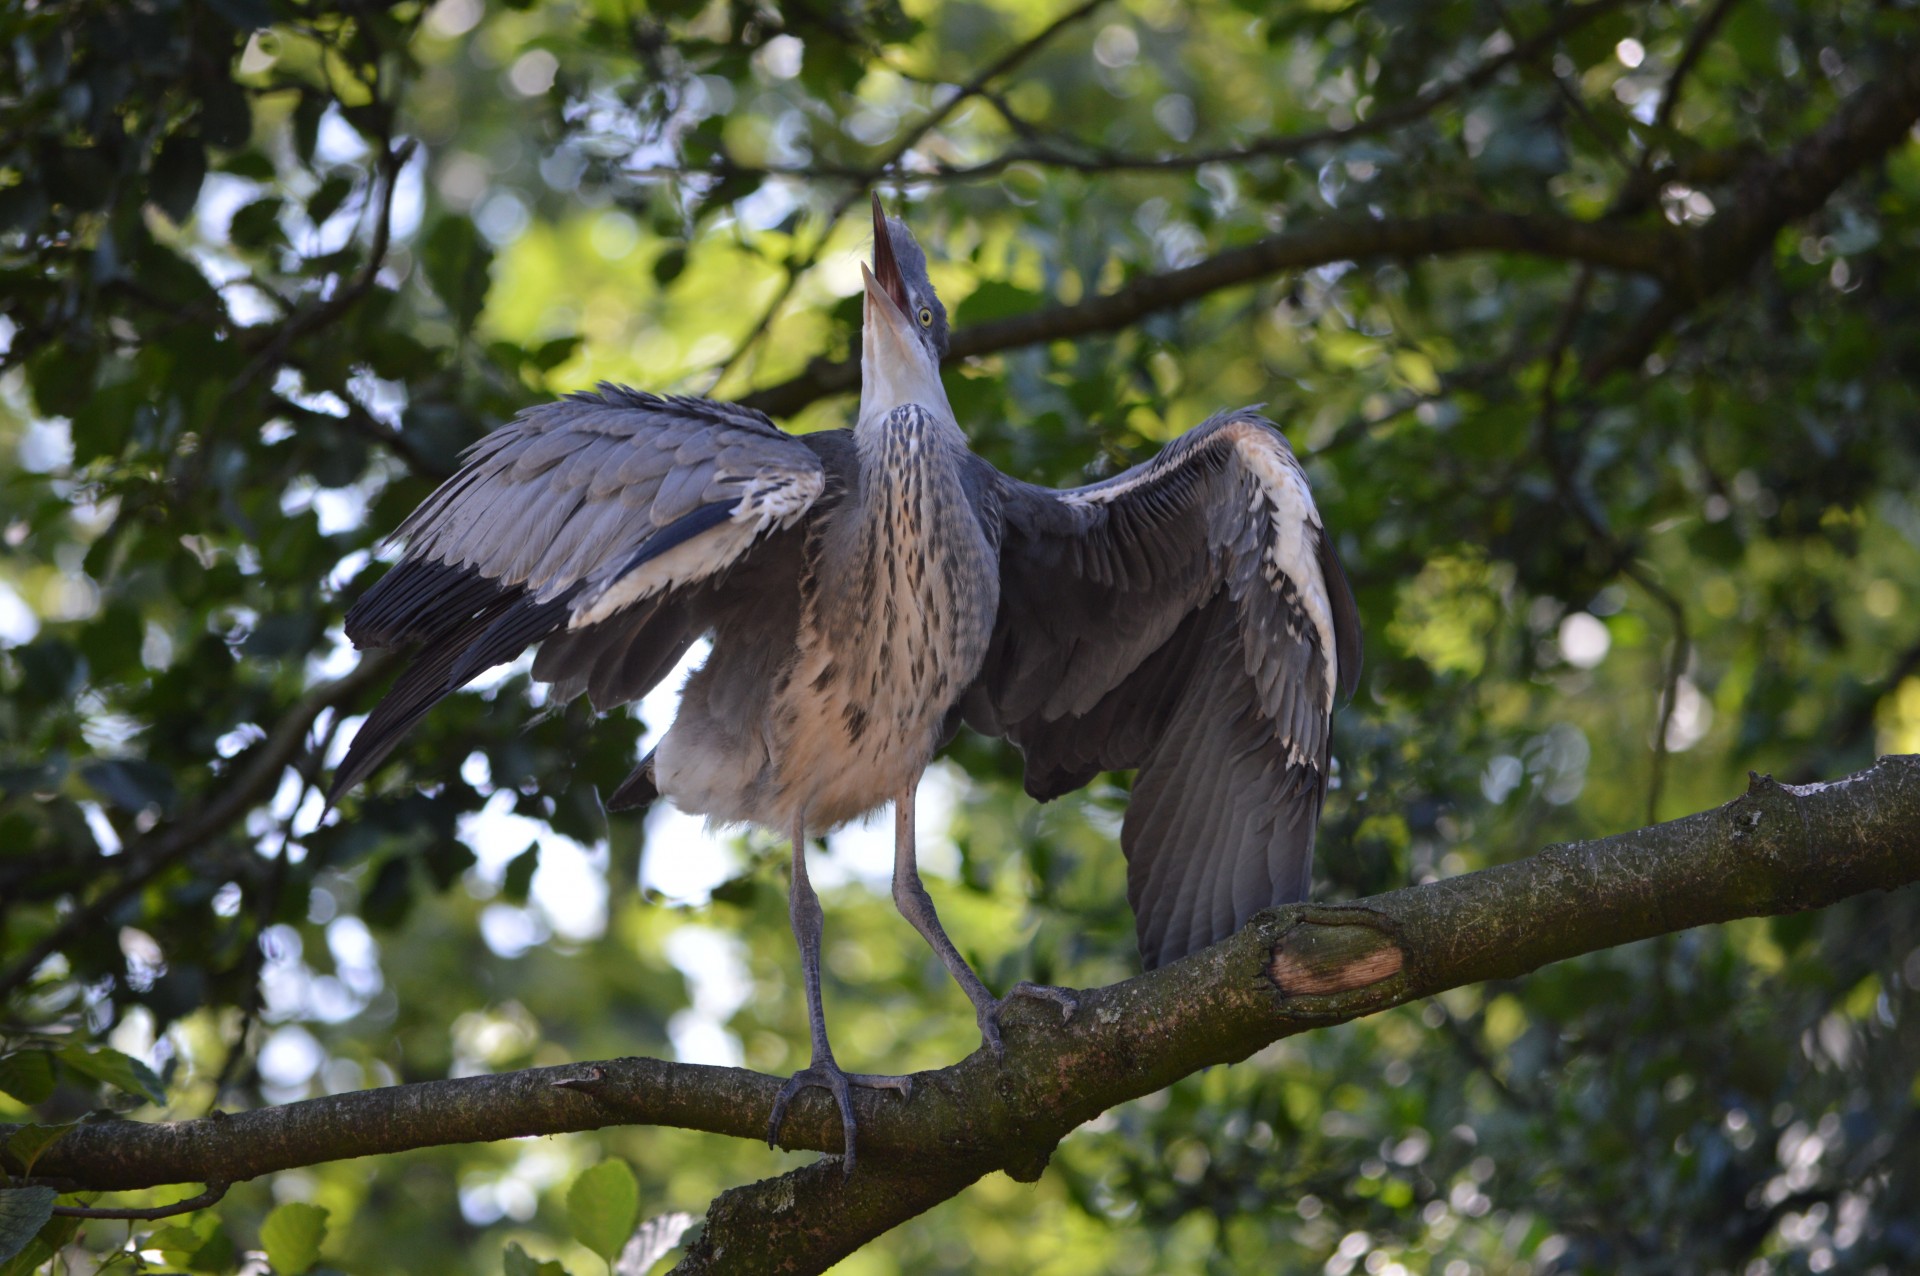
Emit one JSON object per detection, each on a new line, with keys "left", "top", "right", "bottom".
{"left": 965, "top": 408, "right": 1361, "bottom": 968}
{"left": 333, "top": 385, "right": 825, "bottom": 801}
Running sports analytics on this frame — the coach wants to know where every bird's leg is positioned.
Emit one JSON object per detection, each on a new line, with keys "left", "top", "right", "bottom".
{"left": 766, "top": 812, "right": 911, "bottom": 1176}
{"left": 890, "top": 784, "right": 1077, "bottom": 1058}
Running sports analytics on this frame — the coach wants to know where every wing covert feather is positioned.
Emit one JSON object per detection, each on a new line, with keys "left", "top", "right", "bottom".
{"left": 333, "top": 385, "right": 829, "bottom": 800}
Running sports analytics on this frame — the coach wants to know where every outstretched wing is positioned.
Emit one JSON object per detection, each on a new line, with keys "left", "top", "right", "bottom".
{"left": 332, "top": 383, "right": 827, "bottom": 799}
{"left": 962, "top": 409, "right": 1362, "bottom": 969}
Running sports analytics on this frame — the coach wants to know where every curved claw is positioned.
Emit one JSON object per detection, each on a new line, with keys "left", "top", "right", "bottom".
{"left": 979, "top": 982, "right": 1080, "bottom": 1058}
{"left": 766, "top": 1062, "right": 913, "bottom": 1178}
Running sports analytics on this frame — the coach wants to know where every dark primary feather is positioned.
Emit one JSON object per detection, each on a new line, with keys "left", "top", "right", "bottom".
{"left": 331, "top": 386, "right": 835, "bottom": 802}
{"left": 963, "top": 408, "right": 1361, "bottom": 968}
{"left": 332, "top": 570, "right": 570, "bottom": 798}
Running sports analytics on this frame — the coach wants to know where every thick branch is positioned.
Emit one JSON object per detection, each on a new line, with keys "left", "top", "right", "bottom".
{"left": 743, "top": 48, "right": 1920, "bottom": 420}
{"left": 740, "top": 212, "right": 1678, "bottom": 416}
{"left": 1585, "top": 46, "right": 1920, "bottom": 379}
{"left": 9, "top": 757, "right": 1919, "bottom": 1271}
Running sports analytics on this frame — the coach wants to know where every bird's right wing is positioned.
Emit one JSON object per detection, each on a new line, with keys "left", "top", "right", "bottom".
{"left": 331, "top": 384, "right": 828, "bottom": 799}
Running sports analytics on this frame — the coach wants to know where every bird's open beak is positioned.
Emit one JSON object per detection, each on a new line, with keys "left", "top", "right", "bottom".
{"left": 868, "top": 193, "right": 911, "bottom": 316}
{"left": 861, "top": 193, "right": 926, "bottom": 382}
{"left": 857, "top": 196, "right": 948, "bottom": 420}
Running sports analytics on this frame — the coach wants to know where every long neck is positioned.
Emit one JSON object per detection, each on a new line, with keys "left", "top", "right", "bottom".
{"left": 854, "top": 400, "right": 966, "bottom": 471}
{"left": 825, "top": 401, "right": 997, "bottom": 712}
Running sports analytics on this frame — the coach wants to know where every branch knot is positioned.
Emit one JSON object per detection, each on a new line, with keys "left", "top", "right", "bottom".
{"left": 1266, "top": 907, "right": 1408, "bottom": 1011}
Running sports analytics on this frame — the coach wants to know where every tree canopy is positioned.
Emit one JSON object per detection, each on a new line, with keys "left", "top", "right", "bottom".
{"left": 3, "top": 0, "right": 1919, "bottom": 1273}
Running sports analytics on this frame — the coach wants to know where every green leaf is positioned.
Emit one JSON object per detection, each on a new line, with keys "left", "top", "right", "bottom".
{"left": 80, "top": 758, "right": 177, "bottom": 815}
{"left": 530, "top": 335, "right": 582, "bottom": 372}
{"left": 260, "top": 1201, "right": 328, "bottom": 1275}
{"left": 0, "top": 1189, "right": 55, "bottom": 1266}
{"left": 361, "top": 856, "right": 417, "bottom": 929}
{"left": 650, "top": 246, "right": 686, "bottom": 287}
{"left": 218, "top": 150, "right": 276, "bottom": 180}
{"left": 706, "top": 872, "right": 758, "bottom": 907}
{"left": 199, "top": 77, "right": 252, "bottom": 148}
{"left": 149, "top": 134, "right": 208, "bottom": 224}
{"left": 422, "top": 216, "right": 493, "bottom": 334}
{"left": 697, "top": 168, "right": 760, "bottom": 215}
{"left": 6, "top": 1122, "right": 76, "bottom": 1175}
{"left": 307, "top": 174, "right": 354, "bottom": 226}
{"left": 229, "top": 196, "right": 286, "bottom": 251}
{"left": 501, "top": 842, "right": 539, "bottom": 905}
{"left": 26, "top": 343, "right": 98, "bottom": 418}
{"left": 423, "top": 837, "right": 478, "bottom": 889}
{"left": 568, "top": 1160, "right": 640, "bottom": 1270}
{"left": 54, "top": 1044, "right": 167, "bottom": 1106}
{"left": 148, "top": 1215, "right": 236, "bottom": 1273}
{"left": 0, "top": 1051, "right": 56, "bottom": 1105}
{"left": 503, "top": 1241, "right": 570, "bottom": 1276}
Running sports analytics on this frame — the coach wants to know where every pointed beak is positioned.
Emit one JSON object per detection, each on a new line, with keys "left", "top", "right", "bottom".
{"left": 862, "top": 193, "right": 920, "bottom": 364}
{"left": 867, "top": 193, "right": 911, "bottom": 321}
{"left": 857, "top": 195, "right": 950, "bottom": 420}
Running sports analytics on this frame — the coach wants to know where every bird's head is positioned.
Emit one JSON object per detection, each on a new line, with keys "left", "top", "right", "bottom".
{"left": 859, "top": 194, "right": 952, "bottom": 426}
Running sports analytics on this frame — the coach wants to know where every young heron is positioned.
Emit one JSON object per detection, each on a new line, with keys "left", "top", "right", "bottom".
{"left": 332, "top": 197, "right": 1362, "bottom": 1170}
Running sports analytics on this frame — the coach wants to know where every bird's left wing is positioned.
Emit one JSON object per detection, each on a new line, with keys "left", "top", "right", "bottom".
{"left": 331, "top": 384, "right": 826, "bottom": 798}
{"left": 962, "top": 409, "right": 1361, "bottom": 968}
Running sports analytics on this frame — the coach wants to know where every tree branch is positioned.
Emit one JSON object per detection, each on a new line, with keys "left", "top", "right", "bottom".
{"left": 740, "top": 44, "right": 1920, "bottom": 421}
{"left": 741, "top": 211, "right": 1679, "bottom": 416}
{"left": 1585, "top": 44, "right": 1920, "bottom": 380}
{"left": 641, "top": 0, "right": 1634, "bottom": 185}
{"left": 7, "top": 757, "right": 1918, "bottom": 1271}
{"left": 706, "top": 0, "right": 1108, "bottom": 394}
{"left": 0, "top": 653, "right": 398, "bottom": 998}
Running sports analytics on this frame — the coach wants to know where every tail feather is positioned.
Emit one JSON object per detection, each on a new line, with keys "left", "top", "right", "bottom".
{"left": 608, "top": 750, "right": 659, "bottom": 811}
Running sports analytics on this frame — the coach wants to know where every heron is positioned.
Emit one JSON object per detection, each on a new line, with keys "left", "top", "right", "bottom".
{"left": 332, "top": 196, "right": 1362, "bottom": 1170}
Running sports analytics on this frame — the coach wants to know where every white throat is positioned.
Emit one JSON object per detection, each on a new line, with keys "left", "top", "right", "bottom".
{"left": 856, "top": 298, "right": 953, "bottom": 433}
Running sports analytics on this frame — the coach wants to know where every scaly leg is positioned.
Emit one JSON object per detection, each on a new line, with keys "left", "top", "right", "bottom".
{"left": 766, "top": 811, "right": 911, "bottom": 1176}
{"left": 890, "top": 784, "right": 1077, "bottom": 1057}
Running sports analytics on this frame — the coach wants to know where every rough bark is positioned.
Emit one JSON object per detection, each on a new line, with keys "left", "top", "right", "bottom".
{"left": 7, "top": 758, "right": 1919, "bottom": 1273}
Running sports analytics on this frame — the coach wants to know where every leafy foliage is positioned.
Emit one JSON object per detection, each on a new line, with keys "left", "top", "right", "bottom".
{"left": 260, "top": 1201, "right": 329, "bottom": 1274}
{"left": 568, "top": 1160, "right": 640, "bottom": 1272}
{"left": 2, "top": 0, "right": 1919, "bottom": 1272}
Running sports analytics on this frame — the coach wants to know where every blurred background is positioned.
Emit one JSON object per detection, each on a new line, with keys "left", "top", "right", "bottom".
{"left": 2, "top": 0, "right": 1919, "bottom": 1272}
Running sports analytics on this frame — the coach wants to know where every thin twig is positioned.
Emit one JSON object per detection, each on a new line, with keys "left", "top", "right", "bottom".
{"left": 706, "top": 0, "right": 1109, "bottom": 394}
{"left": 1612, "top": 0, "right": 1746, "bottom": 218}
{"left": 209, "top": 722, "right": 338, "bottom": 1110}
{"left": 1637, "top": 570, "right": 1691, "bottom": 825}
{"left": 0, "top": 656, "right": 397, "bottom": 999}
{"left": 1530, "top": 1, "right": 1751, "bottom": 821}
{"left": 229, "top": 135, "right": 415, "bottom": 399}
{"left": 1655, "top": 0, "right": 1743, "bottom": 133}
{"left": 1534, "top": 263, "right": 1691, "bottom": 825}
{"left": 639, "top": 0, "right": 1633, "bottom": 187}
{"left": 270, "top": 386, "right": 454, "bottom": 481}
{"left": 51, "top": 1182, "right": 229, "bottom": 1221}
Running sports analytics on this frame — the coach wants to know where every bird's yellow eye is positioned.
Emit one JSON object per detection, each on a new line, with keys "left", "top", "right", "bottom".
{"left": 918, "top": 307, "right": 934, "bottom": 327}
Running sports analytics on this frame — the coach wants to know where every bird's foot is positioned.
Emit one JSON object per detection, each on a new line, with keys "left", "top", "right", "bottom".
{"left": 766, "top": 1058, "right": 913, "bottom": 1177}
{"left": 978, "top": 982, "right": 1079, "bottom": 1058}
